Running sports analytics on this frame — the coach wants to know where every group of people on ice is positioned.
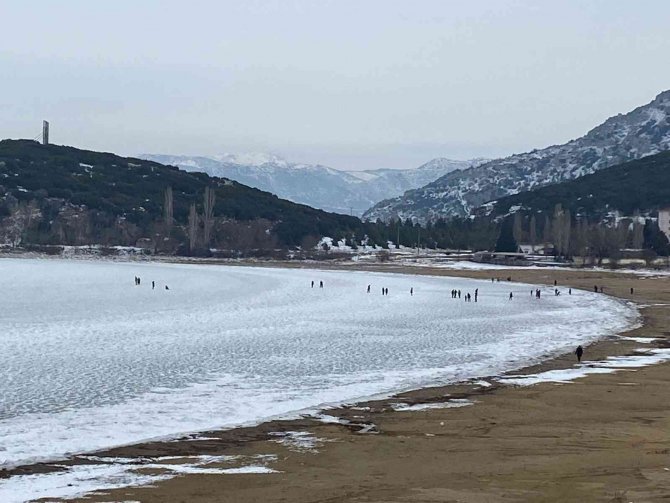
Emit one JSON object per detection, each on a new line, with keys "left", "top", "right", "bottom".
{"left": 134, "top": 276, "right": 169, "bottom": 290}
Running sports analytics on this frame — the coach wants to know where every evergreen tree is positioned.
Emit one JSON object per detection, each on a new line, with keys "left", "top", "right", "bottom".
{"left": 495, "top": 216, "right": 518, "bottom": 252}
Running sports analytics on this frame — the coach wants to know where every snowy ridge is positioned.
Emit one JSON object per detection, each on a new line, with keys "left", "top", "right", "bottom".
{"left": 139, "top": 153, "right": 487, "bottom": 216}
{"left": 364, "top": 90, "right": 670, "bottom": 222}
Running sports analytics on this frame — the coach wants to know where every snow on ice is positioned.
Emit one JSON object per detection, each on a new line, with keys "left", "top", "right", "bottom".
{"left": 0, "top": 259, "right": 637, "bottom": 473}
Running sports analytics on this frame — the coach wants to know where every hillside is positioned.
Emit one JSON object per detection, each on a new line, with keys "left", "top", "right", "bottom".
{"left": 482, "top": 151, "right": 670, "bottom": 219}
{"left": 141, "top": 153, "right": 486, "bottom": 215}
{"left": 364, "top": 90, "right": 670, "bottom": 222}
{"left": 0, "top": 140, "right": 368, "bottom": 252}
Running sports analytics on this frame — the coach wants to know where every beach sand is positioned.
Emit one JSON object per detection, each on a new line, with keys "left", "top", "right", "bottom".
{"left": 36, "top": 267, "right": 670, "bottom": 502}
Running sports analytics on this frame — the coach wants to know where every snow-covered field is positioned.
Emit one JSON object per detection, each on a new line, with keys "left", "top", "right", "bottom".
{"left": 0, "top": 259, "right": 637, "bottom": 474}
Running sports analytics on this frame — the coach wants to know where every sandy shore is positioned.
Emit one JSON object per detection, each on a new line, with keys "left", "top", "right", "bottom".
{"left": 21, "top": 265, "right": 670, "bottom": 502}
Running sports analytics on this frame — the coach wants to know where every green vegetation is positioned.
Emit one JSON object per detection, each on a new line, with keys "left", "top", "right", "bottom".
{"left": 0, "top": 140, "right": 497, "bottom": 254}
{"left": 488, "top": 151, "right": 670, "bottom": 218}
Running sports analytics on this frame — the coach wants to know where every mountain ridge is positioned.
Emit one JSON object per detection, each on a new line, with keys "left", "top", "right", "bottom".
{"left": 140, "top": 153, "right": 488, "bottom": 216}
{"left": 364, "top": 90, "right": 670, "bottom": 222}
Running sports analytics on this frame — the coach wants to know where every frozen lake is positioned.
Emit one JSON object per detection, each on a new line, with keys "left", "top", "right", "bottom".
{"left": 0, "top": 258, "right": 637, "bottom": 469}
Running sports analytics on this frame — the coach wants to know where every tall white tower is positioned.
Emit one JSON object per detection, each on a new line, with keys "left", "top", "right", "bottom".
{"left": 42, "top": 120, "right": 49, "bottom": 145}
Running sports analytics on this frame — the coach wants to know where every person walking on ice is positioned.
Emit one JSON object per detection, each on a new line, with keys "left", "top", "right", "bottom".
{"left": 152, "top": 281, "right": 155, "bottom": 290}
{"left": 319, "top": 280, "right": 323, "bottom": 288}
{"left": 367, "top": 284, "right": 371, "bottom": 293}
{"left": 509, "top": 292, "right": 513, "bottom": 300}
{"left": 575, "top": 345, "right": 584, "bottom": 362}
{"left": 311, "top": 280, "right": 314, "bottom": 288}
{"left": 410, "top": 287, "right": 413, "bottom": 296}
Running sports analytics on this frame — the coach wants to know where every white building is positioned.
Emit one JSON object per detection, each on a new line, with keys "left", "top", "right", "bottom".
{"left": 659, "top": 208, "right": 670, "bottom": 240}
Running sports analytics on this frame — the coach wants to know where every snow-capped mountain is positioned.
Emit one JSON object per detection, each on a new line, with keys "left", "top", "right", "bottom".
{"left": 140, "top": 153, "right": 487, "bottom": 216}
{"left": 364, "top": 90, "right": 670, "bottom": 222}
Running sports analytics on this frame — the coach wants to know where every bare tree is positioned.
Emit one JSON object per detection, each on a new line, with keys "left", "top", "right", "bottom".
{"left": 163, "top": 186, "right": 173, "bottom": 232}
{"left": 188, "top": 203, "right": 199, "bottom": 253}
{"left": 631, "top": 211, "right": 644, "bottom": 249}
{"left": 203, "top": 186, "right": 216, "bottom": 247}
{"left": 512, "top": 212, "right": 524, "bottom": 246}
{"left": 562, "top": 208, "right": 572, "bottom": 257}
{"left": 529, "top": 215, "right": 537, "bottom": 251}
{"left": 543, "top": 215, "right": 552, "bottom": 253}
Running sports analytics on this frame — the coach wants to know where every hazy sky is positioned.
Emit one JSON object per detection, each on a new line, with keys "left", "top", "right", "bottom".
{"left": 1, "top": 0, "right": 669, "bottom": 170}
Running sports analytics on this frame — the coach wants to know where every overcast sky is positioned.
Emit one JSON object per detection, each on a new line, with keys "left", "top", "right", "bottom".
{"left": 1, "top": 0, "right": 669, "bottom": 170}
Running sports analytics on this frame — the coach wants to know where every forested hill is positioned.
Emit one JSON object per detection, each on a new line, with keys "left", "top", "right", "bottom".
{"left": 484, "top": 151, "right": 670, "bottom": 219}
{"left": 0, "top": 140, "right": 368, "bottom": 251}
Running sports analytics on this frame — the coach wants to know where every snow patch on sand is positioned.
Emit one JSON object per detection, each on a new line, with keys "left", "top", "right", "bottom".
{"left": 391, "top": 398, "right": 475, "bottom": 412}
{"left": 498, "top": 348, "right": 670, "bottom": 386}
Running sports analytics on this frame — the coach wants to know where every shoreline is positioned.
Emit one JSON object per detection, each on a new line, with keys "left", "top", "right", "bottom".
{"left": 3, "top": 262, "right": 669, "bottom": 502}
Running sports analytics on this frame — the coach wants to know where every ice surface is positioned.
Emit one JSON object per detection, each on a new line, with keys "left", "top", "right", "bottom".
{"left": 0, "top": 259, "right": 637, "bottom": 473}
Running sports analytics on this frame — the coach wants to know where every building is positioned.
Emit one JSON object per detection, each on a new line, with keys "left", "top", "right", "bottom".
{"left": 659, "top": 207, "right": 670, "bottom": 240}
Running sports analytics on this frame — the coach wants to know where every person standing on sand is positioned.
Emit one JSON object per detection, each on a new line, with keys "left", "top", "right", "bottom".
{"left": 575, "top": 345, "right": 584, "bottom": 362}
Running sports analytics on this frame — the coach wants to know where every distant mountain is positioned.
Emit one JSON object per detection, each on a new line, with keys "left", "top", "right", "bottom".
{"left": 480, "top": 150, "right": 670, "bottom": 220}
{"left": 140, "top": 154, "right": 487, "bottom": 216}
{"left": 0, "top": 140, "right": 373, "bottom": 252}
{"left": 364, "top": 90, "right": 670, "bottom": 222}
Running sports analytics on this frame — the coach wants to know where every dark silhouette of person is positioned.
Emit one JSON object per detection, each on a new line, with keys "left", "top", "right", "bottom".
{"left": 630, "top": 287, "right": 634, "bottom": 295}
{"left": 554, "top": 279, "right": 557, "bottom": 286}
{"left": 311, "top": 280, "right": 314, "bottom": 288}
{"left": 137, "top": 277, "right": 141, "bottom": 285}
{"left": 474, "top": 289, "right": 478, "bottom": 302}
{"left": 386, "top": 288, "right": 389, "bottom": 295}
{"left": 569, "top": 288, "right": 572, "bottom": 295}
{"left": 594, "top": 285, "right": 598, "bottom": 292}
{"left": 152, "top": 281, "right": 155, "bottom": 290}
{"left": 458, "top": 290, "right": 461, "bottom": 299}
{"left": 575, "top": 345, "right": 584, "bottom": 362}
{"left": 599, "top": 286, "right": 604, "bottom": 293}
{"left": 509, "top": 292, "right": 513, "bottom": 300}
{"left": 320, "top": 281, "right": 323, "bottom": 288}
{"left": 165, "top": 285, "right": 169, "bottom": 290}
{"left": 367, "top": 284, "right": 371, "bottom": 293}
{"left": 410, "top": 287, "right": 413, "bottom": 296}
